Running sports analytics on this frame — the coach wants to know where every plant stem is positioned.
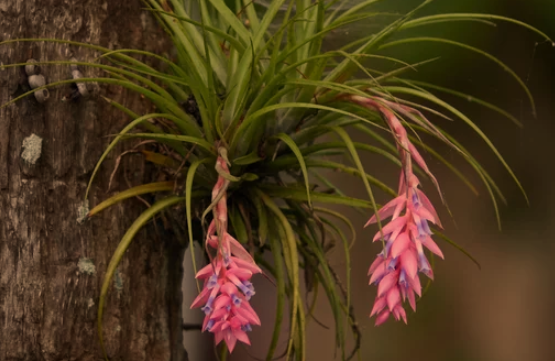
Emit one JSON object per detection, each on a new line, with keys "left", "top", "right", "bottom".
{"left": 220, "top": 344, "right": 228, "bottom": 361}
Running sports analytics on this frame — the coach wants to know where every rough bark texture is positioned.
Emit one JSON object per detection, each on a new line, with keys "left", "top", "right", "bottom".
{"left": 0, "top": 1, "right": 187, "bottom": 360}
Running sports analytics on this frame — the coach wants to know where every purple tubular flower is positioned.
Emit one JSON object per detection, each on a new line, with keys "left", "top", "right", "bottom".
{"left": 387, "top": 257, "right": 398, "bottom": 272}
{"left": 411, "top": 190, "right": 421, "bottom": 209}
{"left": 239, "top": 280, "right": 255, "bottom": 299}
{"left": 207, "top": 274, "right": 218, "bottom": 289}
{"left": 231, "top": 293, "right": 242, "bottom": 306}
{"left": 205, "top": 319, "right": 215, "bottom": 332}
{"left": 418, "top": 253, "right": 433, "bottom": 278}
{"left": 201, "top": 296, "right": 215, "bottom": 315}
{"left": 399, "top": 269, "right": 408, "bottom": 289}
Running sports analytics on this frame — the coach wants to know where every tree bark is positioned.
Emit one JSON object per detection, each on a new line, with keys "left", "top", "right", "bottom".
{"left": 0, "top": 1, "right": 187, "bottom": 360}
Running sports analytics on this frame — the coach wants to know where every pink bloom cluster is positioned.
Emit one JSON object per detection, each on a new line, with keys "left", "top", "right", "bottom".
{"left": 350, "top": 95, "right": 445, "bottom": 326}
{"left": 190, "top": 153, "right": 262, "bottom": 352}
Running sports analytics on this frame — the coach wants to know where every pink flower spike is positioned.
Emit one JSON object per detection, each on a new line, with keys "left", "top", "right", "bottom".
{"left": 190, "top": 151, "right": 261, "bottom": 353}
{"left": 339, "top": 97, "right": 449, "bottom": 326}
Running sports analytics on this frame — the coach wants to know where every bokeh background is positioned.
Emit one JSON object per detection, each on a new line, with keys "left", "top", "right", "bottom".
{"left": 182, "top": 1, "right": 555, "bottom": 360}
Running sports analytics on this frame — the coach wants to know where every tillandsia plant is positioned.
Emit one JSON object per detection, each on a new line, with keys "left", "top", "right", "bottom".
{"left": 1, "top": 0, "right": 552, "bottom": 359}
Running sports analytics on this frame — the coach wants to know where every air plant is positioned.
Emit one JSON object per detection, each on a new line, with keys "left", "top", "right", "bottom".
{"left": 1, "top": 0, "right": 552, "bottom": 360}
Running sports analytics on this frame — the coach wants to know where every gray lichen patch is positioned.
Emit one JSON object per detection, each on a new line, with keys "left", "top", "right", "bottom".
{"left": 114, "top": 269, "right": 123, "bottom": 292}
{"left": 77, "top": 258, "right": 96, "bottom": 276}
{"left": 76, "top": 200, "right": 89, "bottom": 224}
{"left": 87, "top": 298, "right": 95, "bottom": 308}
{"left": 21, "top": 134, "right": 43, "bottom": 165}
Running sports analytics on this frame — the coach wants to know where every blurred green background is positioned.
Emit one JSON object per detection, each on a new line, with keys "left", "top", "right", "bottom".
{"left": 182, "top": 1, "right": 555, "bottom": 360}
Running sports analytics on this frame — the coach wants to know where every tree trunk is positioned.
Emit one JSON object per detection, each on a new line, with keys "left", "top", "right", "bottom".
{"left": 0, "top": 1, "right": 187, "bottom": 360}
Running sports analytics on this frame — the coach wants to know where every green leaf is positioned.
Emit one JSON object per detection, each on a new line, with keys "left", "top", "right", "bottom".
{"left": 229, "top": 203, "right": 249, "bottom": 244}
{"left": 186, "top": 158, "right": 212, "bottom": 291}
{"left": 145, "top": 8, "right": 246, "bottom": 52}
{"left": 251, "top": 195, "right": 268, "bottom": 247}
{"left": 101, "top": 96, "right": 141, "bottom": 119}
{"left": 325, "top": 0, "right": 434, "bottom": 84}
{"left": 1, "top": 60, "right": 189, "bottom": 111}
{"left": 0, "top": 37, "right": 161, "bottom": 71}
{"left": 206, "top": 0, "right": 251, "bottom": 46}
{"left": 297, "top": 230, "right": 344, "bottom": 353}
{"left": 258, "top": 190, "right": 301, "bottom": 360}
{"left": 259, "top": 184, "right": 375, "bottom": 208}
{"left": 232, "top": 102, "right": 389, "bottom": 155}
{"left": 2, "top": 76, "right": 183, "bottom": 121}
{"left": 222, "top": 0, "right": 287, "bottom": 129}
{"left": 327, "top": 126, "right": 385, "bottom": 246}
{"left": 320, "top": 216, "right": 351, "bottom": 348}
{"left": 311, "top": 170, "right": 366, "bottom": 216}
{"left": 330, "top": 0, "right": 387, "bottom": 25}
{"left": 306, "top": 159, "right": 396, "bottom": 196}
{"left": 271, "top": 140, "right": 401, "bottom": 171}
{"left": 120, "top": 133, "right": 215, "bottom": 153}
{"left": 385, "top": 78, "right": 523, "bottom": 127}
{"left": 98, "top": 196, "right": 185, "bottom": 361}
{"left": 240, "top": 173, "right": 259, "bottom": 181}
{"left": 379, "top": 37, "right": 536, "bottom": 117}
{"left": 97, "top": 48, "right": 189, "bottom": 80}
{"left": 294, "top": 291, "right": 306, "bottom": 361}
{"left": 346, "top": 57, "right": 440, "bottom": 87}
{"left": 85, "top": 113, "right": 189, "bottom": 199}
{"left": 141, "top": 151, "right": 181, "bottom": 169}
{"left": 145, "top": 0, "right": 211, "bottom": 86}
{"left": 275, "top": 133, "right": 312, "bottom": 208}
{"left": 433, "top": 229, "right": 481, "bottom": 270}
{"left": 266, "top": 225, "right": 286, "bottom": 360}
{"left": 233, "top": 151, "right": 264, "bottom": 165}
{"left": 88, "top": 181, "right": 174, "bottom": 217}
{"left": 406, "top": 136, "right": 479, "bottom": 196}
{"left": 401, "top": 13, "right": 553, "bottom": 43}
{"left": 407, "top": 123, "right": 505, "bottom": 230}
{"left": 314, "top": 207, "right": 356, "bottom": 250}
